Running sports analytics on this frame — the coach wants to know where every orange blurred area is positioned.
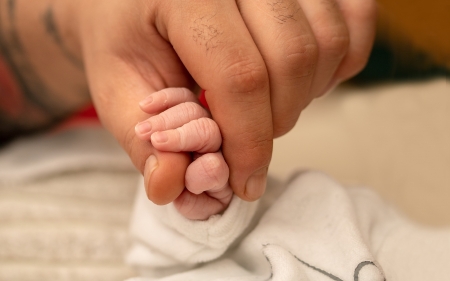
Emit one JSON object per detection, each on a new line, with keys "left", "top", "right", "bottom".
{"left": 377, "top": 0, "right": 450, "bottom": 66}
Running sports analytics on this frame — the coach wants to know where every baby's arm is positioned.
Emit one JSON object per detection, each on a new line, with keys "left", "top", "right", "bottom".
{"left": 135, "top": 88, "right": 233, "bottom": 220}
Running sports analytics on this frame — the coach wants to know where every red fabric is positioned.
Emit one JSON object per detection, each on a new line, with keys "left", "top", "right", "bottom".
{"left": 51, "top": 104, "right": 99, "bottom": 133}
{"left": 73, "top": 104, "right": 98, "bottom": 119}
{"left": 0, "top": 53, "right": 23, "bottom": 117}
{"left": 1, "top": 52, "right": 99, "bottom": 135}
{"left": 199, "top": 89, "right": 209, "bottom": 110}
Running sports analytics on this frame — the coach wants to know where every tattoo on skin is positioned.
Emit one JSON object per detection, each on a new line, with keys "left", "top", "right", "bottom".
{"left": 267, "top": 0, "right": 300, "bottom": 23}
{"left": 0, "top": 0, "right": 81, "bottom": 143}
{"left": 0, "top": 0, "right": 62, "bottom": 114}
{"left": 43, "top": 6, "right": 83, "bottom": 70}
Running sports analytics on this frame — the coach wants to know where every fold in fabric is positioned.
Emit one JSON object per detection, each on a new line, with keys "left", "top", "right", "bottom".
{"left": 127, "top": 171, "right": 450, "bottom": 281}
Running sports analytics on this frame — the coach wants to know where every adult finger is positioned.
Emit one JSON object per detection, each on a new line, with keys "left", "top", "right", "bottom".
{"left": 83, "top": 47, "right": 189, "bottom": 205}
{"left": 135, "top": 102, "right": 209, "bottom": 140}
{"left": 152, "top": 117, "right": 222, "bottom": 153}
{"left": 185, "top": 152, "right": 229, "bottom": 195}
{"left": 157, "top": 0, "right": 273, "bottom": 201}
{"left": 331, "top": 0, "right": 377, "bottom": 84}
{"left": 139, "top": 88, "right": 198, "bottom": 115}
{"left": 235, "top": 0, "right": 318, "bottom": 137}
{"left": 296, "top": 0, "right": 350, "bottom": 97}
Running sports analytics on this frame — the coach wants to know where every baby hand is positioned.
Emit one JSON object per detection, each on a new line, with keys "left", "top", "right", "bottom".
{"left": 136, "top": 88, "right": 233, "bottom": 220}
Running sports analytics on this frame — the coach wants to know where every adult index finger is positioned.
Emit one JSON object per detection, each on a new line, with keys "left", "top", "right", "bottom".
{"left": 81, "top": 34, "right": 190, "bottom": 205}
{"left": 156, "top": 0, "right": 273, "bottom": 201}
{"left": 88, "top": 61, "right": 190, "bottom": 205}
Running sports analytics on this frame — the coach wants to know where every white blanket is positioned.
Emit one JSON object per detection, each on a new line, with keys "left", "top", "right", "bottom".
{"left": 0, "top": 127, "right": 139, "bottom": 281}
{"left": 127, "top": 171, "right": 450, "bottom": 281}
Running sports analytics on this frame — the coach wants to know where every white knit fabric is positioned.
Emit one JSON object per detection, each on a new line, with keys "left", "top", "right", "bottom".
{"left": 0, "top": 128, "right": 139, "bottom": 281}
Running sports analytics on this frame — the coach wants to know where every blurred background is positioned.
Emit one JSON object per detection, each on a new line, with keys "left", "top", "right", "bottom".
{"left": 270, "top": 0, "right": 450, "bottom": 226}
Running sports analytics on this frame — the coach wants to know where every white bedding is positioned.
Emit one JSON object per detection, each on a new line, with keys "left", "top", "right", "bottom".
{"left": 0, "top": 78, "right": 448, "bottom": 281}
{"left": 0, "top": 128, "right": 139, "bottom": 281}
{"left": 127, "top": 171, "right": 450, "bottom": 281}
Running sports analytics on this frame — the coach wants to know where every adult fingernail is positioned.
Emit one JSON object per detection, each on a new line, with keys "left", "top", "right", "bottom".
{"left": 135, "top": 121, "right": 152, "bottom": 135}
{"left": 152, "top": 132, "right": 168, "bottom": 143}
{"left": 245, "top": 167, "right": 268, "bottom": 201}
{"left": 144, "top": 155, "right": 158, "bottom": 197}
{"left": 139, "top": 96, "right": 153, "bottom": 107}
{"left": 146, "top": 155, "right": 158, "bottom": 178}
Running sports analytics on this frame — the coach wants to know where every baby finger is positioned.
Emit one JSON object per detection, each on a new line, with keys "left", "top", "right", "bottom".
{"left": 136, "top": 102, "right": 208, "bottom": 139}
{"left": 185, "top": 152, "right": 229, "bottom": 195}
{"left": 139, "top": 88, "right": 198, "bottom": 114}
{"left": 151, "top": 117, "right": 222, "bottom": 153}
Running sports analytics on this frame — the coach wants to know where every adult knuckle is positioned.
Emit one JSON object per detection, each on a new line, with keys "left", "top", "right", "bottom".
{"left": 317, "top": 27, "right": 350, "bottom": 59}
{"left": 249, "top": 137, "right": 273, "bottom": 153}
{"left": 237, "top": 136, "right": 272, "bottom": 169}
{"left": 220, "top": 58, "right": 268, "bottom": 95}
{"left": 282, "top": 35, "right": 318, "bottom": 77}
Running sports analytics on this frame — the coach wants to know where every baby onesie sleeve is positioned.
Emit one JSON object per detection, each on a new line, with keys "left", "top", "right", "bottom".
{"left": 125, "top": 178, "right": 259, "bottom": 277}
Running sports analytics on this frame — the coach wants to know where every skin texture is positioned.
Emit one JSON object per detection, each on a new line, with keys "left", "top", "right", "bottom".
{"left": 0, "top": 0, "right": 377, "bottom": 205}
{"left": 0, "top": 0, "right": 89, "bottom": 142}
{"left": 137, "top": 88, "right": 232, "bottom": 220}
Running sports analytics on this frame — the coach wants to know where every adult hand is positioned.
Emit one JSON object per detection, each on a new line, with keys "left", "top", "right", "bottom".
{"left": 78, "top": 0, "right": 377, "bottom": 203}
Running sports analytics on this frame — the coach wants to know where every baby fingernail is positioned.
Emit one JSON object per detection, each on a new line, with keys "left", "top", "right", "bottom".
{"left": 152, "top": 132, "right": 168, "bottom": 143}
{"left": 139, "top": 96, "right": 153, "bottom": 107}
{"left": 245, "top": 167, "right": 268, "bottom": 201}
{"left": 135, "top": 121, "right": 152, "bottom": 134}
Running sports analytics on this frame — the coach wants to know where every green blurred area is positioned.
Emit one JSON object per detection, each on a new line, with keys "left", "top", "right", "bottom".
{"left": 351, "top": 39, "right": 450, "bottom": 85}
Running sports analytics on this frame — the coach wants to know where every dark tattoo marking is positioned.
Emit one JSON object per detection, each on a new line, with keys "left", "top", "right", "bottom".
{"left": 267, "top": 0, "right": 300, "bottom": 23}
{"left": 0, "top": 0, "right": 62, "bottom": 115}
{"left": 7, "top": 0, "right": 15, "bottom": 19}
{"left": 262, "top": 244, "right": 386, "bottom": 281}
{"left": 43, "top": 6, "right": 83, "bottom": 70}
{"left": 190, "top": 14, "right": 223, "bottom": 52}
{"left": 0, "top": 0, "right": 82, "bottom": 142}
